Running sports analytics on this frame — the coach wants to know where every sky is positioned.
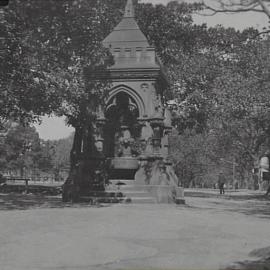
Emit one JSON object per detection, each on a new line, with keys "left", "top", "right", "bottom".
{"left": 34, "top": 0, "right": 269, "bottom": 140}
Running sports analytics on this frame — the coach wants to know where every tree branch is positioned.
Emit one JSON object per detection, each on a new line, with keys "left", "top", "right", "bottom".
{"left": 252, "top": 29, "right": 270, "bottom": 38}
{"left": 201, "top": 0, "right": 270, "bottom": 19}
{"left": 257, "top": 0, "right": 270, "bottom": 18}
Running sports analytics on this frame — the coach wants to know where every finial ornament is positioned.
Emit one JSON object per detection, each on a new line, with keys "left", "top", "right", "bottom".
{"left": 124, "top": 0, "right": 135, "bottom": 18}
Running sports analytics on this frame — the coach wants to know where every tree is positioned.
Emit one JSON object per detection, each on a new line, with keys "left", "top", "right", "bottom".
{"left": 136, "top": 1, "right": 203, "bottom": 63}
{"left": 2, "top": 124, "right": 41, "bottom": 176}
{"left": 0, "top": 5, "right": 69, "bottom": 125}
{"left": 162, "top": 18, "right": 268, "bottom": 187}
{"left": 1, "top": 0, "right": 116, "bottom": 124}
{"left": 203, "top": 0, "right": 270, "bottom": 19}
{"left": 166, "top": 25, "right": 259, "bottom": 133}
{"left": 208, "top": 37, "right": 270, "bottom": 185}
{"left": 35, "top": 135, "right": 73, "bottom": 180}
{"left": 169, "top": 129, "right": 213, "bottom": 187}
{"left": 51, "top": 135, "right": 73, "bottom": 173}
{"left": 0, "top": 122, "right": 74, "bottom": 179}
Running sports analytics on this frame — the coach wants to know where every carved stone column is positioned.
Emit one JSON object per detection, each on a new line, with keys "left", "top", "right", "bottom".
{"left": 163, "top": 106, "right": 173, "bottom": 165}
{"left": 150, "top": 116, "right": 164, "bottom": 158}
{"left": 95, "top": 106, "right": 107, "bottom": 153}
{"left": 138, "top": 118, "right": 153, "bottom": 158}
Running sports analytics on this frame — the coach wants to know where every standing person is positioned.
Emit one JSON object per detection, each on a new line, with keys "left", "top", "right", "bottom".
{"left": 266, "top": 185, "right": 270, "bottom": 196}
{"left": 0, "top": 173, "right": 5, "bottom": 184}
{"left": 218, "top": 172, "right": 226, "bottom": 194}
{"left": 259, "top": 152, "right": 270, "bottom": 196}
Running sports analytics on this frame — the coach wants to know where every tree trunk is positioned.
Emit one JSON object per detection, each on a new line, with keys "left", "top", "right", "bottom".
{"left": 70, "top": 126, "right": 83, "bottom": 171}
{"left": 63, "top": 121, "right": 106, "bottom": 202}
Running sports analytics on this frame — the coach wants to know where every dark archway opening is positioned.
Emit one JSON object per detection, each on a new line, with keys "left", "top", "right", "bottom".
{"left": 104, "top": 92, "right": 140, "bottom": 179}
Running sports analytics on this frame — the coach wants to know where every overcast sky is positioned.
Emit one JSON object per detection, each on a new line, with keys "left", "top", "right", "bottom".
{"left": 35, "top": 0, "right": 269, "bottom": 140}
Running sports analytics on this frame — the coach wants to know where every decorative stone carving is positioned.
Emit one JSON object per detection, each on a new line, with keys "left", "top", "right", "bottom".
{"left": 118, "top": 126, "right": 134, "bottom": 157}
{"left": 140, "top": 122, "right": 154, "bottom": 156}
{"left": 164, "top": 107, "right": 172, "bottom": 128}
{"left": 153, "top": 94, "right": 164, "bottom": 118}
{"left": 141, "top": 83, "right": 149, "bottom": 92}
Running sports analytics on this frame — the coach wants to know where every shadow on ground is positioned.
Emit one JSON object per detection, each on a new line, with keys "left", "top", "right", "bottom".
{"left": 225, "top": 259, "right": 270, "bottom": 270}
{"left": 225, "top": 246, "right": 270, "bottom": 270}
{"left": 185, "top": 191, "right": 270, "bottom": 218}
{"left": 185, "top": 191, "right": 269, "bottom": 201}
{"left": 0, "top": 193, "right": 106, "bottom": 210}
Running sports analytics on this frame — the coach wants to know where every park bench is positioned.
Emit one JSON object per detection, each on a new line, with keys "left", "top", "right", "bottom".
{"left": 1, "top": 177, "right": 62, "bottom": 195}
{"left": 4, "top": 177, "right": 31, "bottom": 193}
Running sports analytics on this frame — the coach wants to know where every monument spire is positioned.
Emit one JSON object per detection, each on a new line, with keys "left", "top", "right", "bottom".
{"left": 124, "top": 0, "right": 135, "bottom": 18}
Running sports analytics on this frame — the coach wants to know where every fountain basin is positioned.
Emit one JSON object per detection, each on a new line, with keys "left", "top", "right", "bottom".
{"left": 111, "top": 157, "right": 139, "bottom": 170}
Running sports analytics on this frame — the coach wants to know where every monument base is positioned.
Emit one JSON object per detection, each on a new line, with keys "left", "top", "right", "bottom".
{"left": 109, "top": 157, "right": 139, "bottom": 180}
{"left": 134, "top": 159, "right": 185, "bottom": 204}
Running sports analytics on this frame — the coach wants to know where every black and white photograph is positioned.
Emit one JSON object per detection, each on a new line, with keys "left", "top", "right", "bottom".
{"left": 0, "top": 0, "right": 270, "bottom": 269}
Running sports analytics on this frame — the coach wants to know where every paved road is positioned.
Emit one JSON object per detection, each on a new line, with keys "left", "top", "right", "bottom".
{"left": 0, "top": 191, "right": 270, "bottom": 270}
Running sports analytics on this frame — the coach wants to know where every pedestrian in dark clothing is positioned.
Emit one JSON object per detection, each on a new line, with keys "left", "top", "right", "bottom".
{"left": 218, "top": 173, "right": 226, "bottom": 194}
{"left": 0, "top": 173, "right": 5, "bottom": 184}
{"left": 219, "top": 182, "right": 225, "bottom": 194}
{"left": 266, "top": 185, "right": 270, "bottom": 196}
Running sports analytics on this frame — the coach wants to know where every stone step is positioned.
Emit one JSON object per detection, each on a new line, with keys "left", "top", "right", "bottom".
{"left": 107, "top": 183, "right": 183, "bottom": 193}
{"left": 79, "top": 193, "right": 184, "bottom": 204}
{"left": 81, "top": 191, "right": 124, "bottom": 197}
{"left": 106, "top": 185, "right": 148, "bottom": 192}
{"left": 106, "top": 181, "right": 155, "bottom": 203}
{"left": 108, "top": 179, "right": 134, "bottom": 186}
{"left": 105, "top": 180, "right": 185, "bottom": 204}
{"left": 124, "top": 197, "right": 157, "bottom": 204}
{"left": 79, "top": 196, "right": 156, "bottom": 204}
{"left": 120, "top": 191, "right": 151, "bottom": 198}
{"left": 79, "top": 196, "right": 124, "bottom": 204}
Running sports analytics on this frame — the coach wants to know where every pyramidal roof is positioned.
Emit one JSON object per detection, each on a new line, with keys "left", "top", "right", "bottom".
{"left": 103, "top": 0, "right": 150, "bottom": 48}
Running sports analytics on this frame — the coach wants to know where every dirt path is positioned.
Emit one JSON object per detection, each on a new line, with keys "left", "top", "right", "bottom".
{"left": 0, "top": 191, "right": 270, "bottom": 270}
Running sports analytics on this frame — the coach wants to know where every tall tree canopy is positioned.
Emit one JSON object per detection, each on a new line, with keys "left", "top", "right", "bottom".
{"left": 1, "top": 0, "right": 117, "bottom": 126}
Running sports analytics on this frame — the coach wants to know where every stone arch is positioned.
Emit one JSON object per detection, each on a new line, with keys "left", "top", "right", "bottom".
{"left": 106, "top": 85, "right": 145, "bottom": 117}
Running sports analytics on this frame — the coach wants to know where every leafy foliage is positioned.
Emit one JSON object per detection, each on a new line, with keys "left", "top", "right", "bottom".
{"left": 1, "top": 0, "right": 115, "bottom": 126}
{"left": 0, "top": 123, "right": 73, "bottom": 178}
{"left": 170, "top": 34, "right": 270, "bottom": 188}
{"left": 210, "top": 37, "right": 270, "bottom": 174}
{"left": 0, "top": 124, "right": 41, "bottom": 175}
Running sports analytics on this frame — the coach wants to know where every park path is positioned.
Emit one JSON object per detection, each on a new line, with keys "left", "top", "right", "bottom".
{"left": 0, "top": 191, "right": 270, "bottom": 270}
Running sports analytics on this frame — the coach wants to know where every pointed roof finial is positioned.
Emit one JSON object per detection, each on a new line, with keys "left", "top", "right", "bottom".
{"left": 124, "top": 0, "right": 135, "bottom": 18}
